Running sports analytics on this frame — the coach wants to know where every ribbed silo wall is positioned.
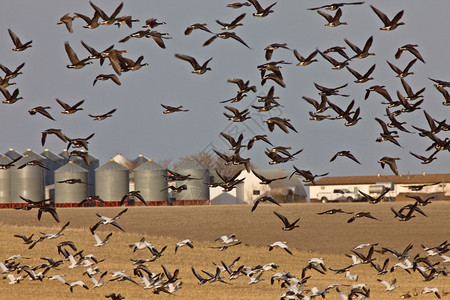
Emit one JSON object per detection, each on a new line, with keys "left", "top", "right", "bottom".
{"left": 134, "top": 160, "right": 168, "bottom": 202}
{"left": 0, "top": 156, "right": 12, "bottom": 203}
{"left": 11, "top": 156, "right": 45, "bottom": 203}
{"left": 55, "top": 162, "right": 88, "bottom": 204}
{"left": 174, "top": 160, "right": 210, "bottom": 201}
{"left": 95, "top": 160, "right": 129, "bottom": 202}
{"left": 41, "top": 149, "right": 64, "bottom": 186}
{"left": 87, "top": 154, "right": 99, "bottom": 196}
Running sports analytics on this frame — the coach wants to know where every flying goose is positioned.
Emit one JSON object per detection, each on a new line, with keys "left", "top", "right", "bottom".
{"left": 161, "top": 104, "right": 189, "bottom": 114}
{"left": 203, "top": 31, "right": 251, "bottom": 49}
{"left": 248, "top": 0, "right": 276, "bottom": 17}
{"left": 114, "top": 15, "right": 140, "bottom": 28}
{"left": 377, "top": 156, "right": 400, "bottom": 175}
{"left": 387, "top": 59, "right": 417, "bottom": 78}
{"left": 184, "top": 23, "right": 212, "bottom": 35}
{"left": 317, "top": 8, "right": 347, "bottom": 27}
{"left": 251, "top": 195, "right": 281, "bottom": 212}
{"left": 347, "top": 212, "right": 379, "bottom": 223}
{"left": 346, "top": 64, "right": 376, "bottom": 83}
{"left": 308, "top": 2, "right": 365, "bottom": 11}
{"left": 227, "top": 2, "right": 252, "bottom": 9}
{"left": 93, "top": 208, "right": 128, "bottom": 232}
{"left": 175, "top": 53, "right": 212, "bottom": 74}
{"left": 216, "top": 13, "right": 246, "bottom": 30}
{"left": 57, "top": 13, "right": 79, "bottom": 33}
{"left": 264, "top": 43, "right": 290, "bottom": 60}
{"left": 252, "top": 170, "right": 287, "bottom": 184}
{"left": 317, "top": 208, "right": 354, "bottom": 215}
{"left": 89, "top": 108, "right": 117, "bottom": 120}
{"left": 90, "top": 228, "right": 112, "bottom": 247}
{"left": 28, "top": 106, "right": 55, "bottom": 121}
{"left": 41, "top": 128, "right": 66, "bottom": 146}
{"left": 273, "top": 211, "right": 300, "bottom": 231}
{"left": 8, "top": 29, "right": 32, "bottom": 51}
{"left": 68, "top": 150, "right": 90, "bottom": 166}
{"left": 64, "top": 42, "right": 92, "bottom": 69}
{"left": 370, "top": 5, "right": 405, "bottom": 31}
{"left": 395, "top": 44, "right": 425, "bottom": 63}
{"left": 289, "top": 166, "right": 328, "bottom": 184}
{"left": 93, "top": 74, "right": 121, "bottom": 86}
{"left": 120, "top": 191, "right": 146, "bottom": 206}
{"left": 293, "top": 49, "right": 318, "bottom": 66}
{"left": 314, "top": 82, "right": 349, "bottom": 96}
{"left": 75, "top": 9, "right": 101, "bottom": 29}
{"left": 264, "top": 117, "right": 297, "bottom": 133}
{"left": 14, "top": 233, "right": 35, "bottom": 244}
{"left": 56, "top": 98, "right": 84, "bottom": 114}
{"left": 175, "top": 239, "right": 194, "bottom": 253}
{"left": 345, "top": 36, "right": 375, "bottom": 59}
{"left": 88, "top": 271, "right": 108, "bottom": 288}
{"left": 358, "top": 188, "right": 391, "bottom": 204}
{"left": 142, "top": 17, "right": 166, "bottom": 28}
{"left": 0, "top": 86, "right": 22, "bottom": 104}
{"left": 330, "top": 150, "right": 361, "bottom": 164}
{"left": 91, "top": 2, "right": 123, "bottom": 26}
{"left": 224, "top": 106, "right": 250, "bottom": 122}
{"left": 215, "top": 233, "right": 238, "bottom": 244}
{"left": 247, "top": 134, "right": 272, "bottom": 150}
{"left": 40, "top": 221, "right": 70, "bottom": 239}
{"left": 269, "top": 241, "right": 292, "bottom": 255}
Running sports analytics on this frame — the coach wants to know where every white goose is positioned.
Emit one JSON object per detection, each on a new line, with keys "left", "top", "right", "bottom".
{"left": 269, "top": 241, "right": 292, "bottom": 255}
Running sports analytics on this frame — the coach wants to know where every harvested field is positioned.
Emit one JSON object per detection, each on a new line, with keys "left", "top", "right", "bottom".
{"left": 0, "top": 202, "right": 449, "bottom": 299}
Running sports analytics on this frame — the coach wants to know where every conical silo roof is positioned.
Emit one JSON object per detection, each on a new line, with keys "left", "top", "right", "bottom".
{"left": 134, "top": 159, "right": 165, "bottom": 171}
{"left": 133, "top": 154, "right": 150, "bottom": 169}
{"left": 175, "top": 159, "right": 208, "bottom": 171}
{"left": 59, "top": 149, "right": 70, "bottom": 160}
{"left": 113, "top": 153, "right": 134, "bottom": 169}
{"left": 55, "top": 161, "right": 89, "bottom": 173}
{"left": 0, "top": 155, "right": 12, "bottom": 164}
{"left": 96, "top": 159, "right": 129, "bottom": 171}
{"left": 41, "top": 149, "right": 64, "bottom": 162}
{"left": 23, "top": 149, "right": 45, "bottom": 160}
{"left": 5, "top": 148, "right": 23, "bottom": 160}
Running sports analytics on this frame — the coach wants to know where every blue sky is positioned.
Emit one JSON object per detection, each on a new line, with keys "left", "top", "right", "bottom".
{"left": 0, "top": 0, "right": 449, "bottom": 177}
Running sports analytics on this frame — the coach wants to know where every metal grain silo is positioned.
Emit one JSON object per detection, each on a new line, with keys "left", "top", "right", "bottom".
{"left": 133, "top": 154, "right": 149, "bottom": 169}
{"left": 55, "top": 161, "right": 88, "bottom": 204}
{"left": 134, "top": 160, "right": 168, "bottom": 202}
{"left": 0, "top": 155, "right": 12, "bottom": 203}
{"left": 41, "top": 149, "right": 64, "bottom": 186}
{"left": 11, "top": 154, "right": 45, "bottom": 203}
{"left": 174, "top": 159, "right": 209, "bottom": 201}
{"left": 95, "top": 159, "right": 129, "bottom": 202}
{"left": 86, "top": 153, "right": 99, "bottom": 196}
{"left": 5, "top": 148, "right": 22, "bottom": 160}
{"left": 59, "top": 149, "right": 70, "bottom": 163}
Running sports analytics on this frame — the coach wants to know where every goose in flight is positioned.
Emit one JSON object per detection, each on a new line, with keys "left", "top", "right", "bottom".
{"left": 252, "top": 170, "right": 287, "bottom": 185}
{"left": 273, "top": 211, "right": 300, "bottom": 231}
{"left": 175, "top": 53, "right": 212, "bottom": 74}
{"left": 248, "top": 0, "right": 276, "bottom": 17}
{"left": 347, "top": 212, "right": 379, "bottom": 223}
{"left": 8, "top": 29, "right": 32, "bottom": 51}
{"left": 358, "top": 188, "right": 391, "bottom": 204}
{"left": 93, "top": 208, "right": 128, "bottom": 232}
{"left": 175, "top": 239, "right": 194, "bottom": 253}
{"left": 370, "top": 5, "right": 405, "bottom": 31}
{"left": 64, "top": 42, "right": 92, "bottom": 69}
{"left": 90, "top": 227, "right": 112, "bottom": 247}
{"left": 317, "top": 208, "right": 353, "bottom": 215}
{"left": 120, "top": 191, "right": 146, "bottom": 206}
{"left": 89, "top": 108, "right": 117, "bottom": 120}
{"left": 215, "top": 233, "right": 238, "bottom": 244}
{"left": 269, "top": 241, "right": 292, "bottom": 255}
{"left": 251, "top": 196, "right": 280, "bottom": 212}
{"left": 308, "top": 2, "right": 365, "bottom": 10}
{"left": 330, "top": 150, "right": 361, "bottom": 164}
{"left": 378, "top": 278, "right": 399, "bottom": 291}
{"left": 57, "top": 13, "right": 79, "bottom": 33}
{"left": 28, "top": 106, "right": 55, "bottom": 121}
{"left": 56, "top": 98, "right": 84, "bottom": 114}
{"left": 317, "top": 8, "right": 347, "bottom": 27}
{"left": 161, "top": 104, "right": 189, "bottom": 114}
{"left": 216, "top": 13, "right": 246, "bottom": 30}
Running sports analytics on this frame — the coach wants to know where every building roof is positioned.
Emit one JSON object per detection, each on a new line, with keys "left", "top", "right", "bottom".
{"left": 307, "top": 173, "right": 450, "bottom": 186}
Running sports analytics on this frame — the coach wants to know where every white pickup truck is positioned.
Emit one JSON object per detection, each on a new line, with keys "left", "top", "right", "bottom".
{"left": 316, "top": 189, "right": 360, "bottom": 203}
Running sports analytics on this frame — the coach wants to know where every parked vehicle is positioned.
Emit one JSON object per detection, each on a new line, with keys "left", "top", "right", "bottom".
{"left": 316, "top": 189, "right": 360, "bottom": 203}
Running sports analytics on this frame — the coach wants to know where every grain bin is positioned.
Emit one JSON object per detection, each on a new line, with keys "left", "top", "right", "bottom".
{"left": 4, "top": 148, "right": 22, "bottom": 160}
{"left": 41, "top": 149, "right": 64, "bottom": 186}
{"left": 95, "top": 159, "right": 129, "bottom": 202}
{"left": 133, "top": 154, "right": 149, "bottom": 169}
{"left": 174, "top": 159, "right": 209, "bottom": 201}
{"left": 134, "top": 160, "right": 168, "bottom": 202}
{"left": 55, "top": 161, "right": 88, "bottom": 204}
{"left": 11, "top": 154, "right": 45, "bottom": 203}
{"left": 0, "top": 155, "right": 12, "bottom": 203}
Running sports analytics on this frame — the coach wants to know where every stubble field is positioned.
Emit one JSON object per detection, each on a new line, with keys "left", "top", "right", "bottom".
{"left": 0, "top": 202, "right": 449, "bottom": 299}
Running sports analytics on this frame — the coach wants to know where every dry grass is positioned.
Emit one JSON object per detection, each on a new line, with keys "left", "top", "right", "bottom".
{"left": 0, "top": 202, "right": 449, "bottom": 299}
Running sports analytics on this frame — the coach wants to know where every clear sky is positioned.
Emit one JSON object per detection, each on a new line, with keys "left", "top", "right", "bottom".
{"left": 0, "top": 0, "right": 448, "bottom": 177}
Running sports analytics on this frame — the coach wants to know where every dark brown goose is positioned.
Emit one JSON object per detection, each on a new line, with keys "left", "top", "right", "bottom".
{"left": 8, "top": 29, "right": 32, "bottom": 51}
{"left": 216, "top": 13, "right": 246, "bottom": 30}
{"left": 28, "top": 106, "right": 55, "bottom": 121}
{"left": 64, "top": 42, "right": 92, "bottom": 69}
{"left": 57, "top": 13, "right": 79, "bottom": 33}
{"left": 317, "top": 8, "right": 347, "bottom": 27}
{"left": 370, "top": 5, "right": 405, "bottom": 31}
{"left": 175, "top": 53, "right": 212, "bottom": 74}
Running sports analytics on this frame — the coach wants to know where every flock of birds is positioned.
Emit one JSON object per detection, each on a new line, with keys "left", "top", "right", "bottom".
{"left": 0, "top": 0, "right": 448, "bottom": 179}
{"left": 2, "top": 192, "right": 450, "bottom": 299}
{"left": 1, "top": 0, "right": 449, "bottom": 299}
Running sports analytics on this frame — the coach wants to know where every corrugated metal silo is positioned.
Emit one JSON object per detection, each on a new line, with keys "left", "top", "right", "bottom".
{"left": 86, "top": 153, "right": 99, "bottom": 196}
{"left": 133, "top": 154, "right": 149, "bottom": 169}
{"left": 95, "top": 160, "right": 129, "bottom": 202}
{"left": 5, "top": 148, "right": 23, "bottom": 160}
{"left": 59, "top": 149, "right": 70, "bottom": 163}
{"left": 174, "top": 159, "right": 209, "bottom": 201}
{"left": 23, "top": 149, "right": 45, "bottom": 160}
{"left": 55, "top": 161, "right": 88, "bottom": 204}
{"left": 134, "top": 160, "right": 168, "bottom": 202}
{"left": 0, "top": 155, "right": 12, "bottom": 203}
{"left": 11, "top": 154, "right": 45, "bottom": 203}
{"left": 41, "top": 149, "right": 64, "bottom": 186}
